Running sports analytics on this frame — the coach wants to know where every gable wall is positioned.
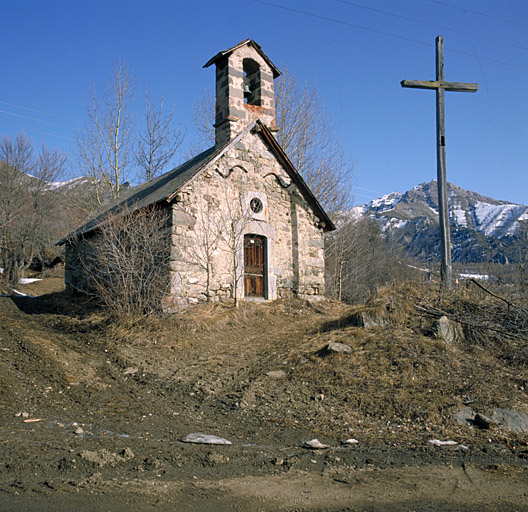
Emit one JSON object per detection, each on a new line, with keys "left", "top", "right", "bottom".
{"left": 166, "top": 131, "right": 326, "bottom": 309}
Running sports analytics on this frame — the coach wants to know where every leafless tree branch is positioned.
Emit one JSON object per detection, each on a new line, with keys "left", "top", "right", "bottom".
{"left": 76, "top": 60, "right": 134, "bottom": 208}
{"left": 135, "top": 93, "right": 185, "bottom": 182}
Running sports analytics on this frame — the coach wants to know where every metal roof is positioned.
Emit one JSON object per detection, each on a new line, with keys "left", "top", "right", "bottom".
{"left": 57, "top": 145, "right": 219, "bottom": 244}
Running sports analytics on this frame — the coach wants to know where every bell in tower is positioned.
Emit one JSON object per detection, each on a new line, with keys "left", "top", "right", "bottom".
{"left": 204, "top": 39, "right": 281, "bottom": 147}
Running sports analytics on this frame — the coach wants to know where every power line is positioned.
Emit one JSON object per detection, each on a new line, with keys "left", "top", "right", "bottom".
{"left": 0, "top": 109, "right": 80, "bottom": 132}
{"left": 354, "top": 186, "right": 386, "bottom": 195}
{"left": 252, "top": 0, "right": 528, "bottom": 70}
{"left": 445, "top": 47, "right": 527, "bottom": 70}
{"left": 23, "top": 128, "right": 77, "bottom": 142}
{"left": 253, "top": 0, "right": 433, "bottom": 47}
{"left": 336, "top": 0, "right": 528, "bottom": 51}
{"left": 426, "top": 0, "right": 528, "bottom": 29}
{"left": 0, "top": 100, "right": 82, "bottom": 124}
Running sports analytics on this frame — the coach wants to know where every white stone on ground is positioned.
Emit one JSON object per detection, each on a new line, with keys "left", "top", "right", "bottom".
{"left": 182, "top": 433, "right": 232, "bottom": 445}
{"left": 302, "top": 439, "right": 329, "bottom": 449}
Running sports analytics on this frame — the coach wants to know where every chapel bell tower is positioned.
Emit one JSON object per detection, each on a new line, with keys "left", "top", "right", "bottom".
{"left": 204, "top": 39, "right": 281, "bottom": 147}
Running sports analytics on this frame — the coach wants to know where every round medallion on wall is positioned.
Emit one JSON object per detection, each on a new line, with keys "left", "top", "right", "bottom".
{"left": 250, "top": 197, "right": 263, "bottom": 214}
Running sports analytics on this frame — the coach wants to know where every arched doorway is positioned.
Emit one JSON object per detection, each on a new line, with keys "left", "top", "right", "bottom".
{"left": 244, "top": 234, "right": 266, "bottom": 298}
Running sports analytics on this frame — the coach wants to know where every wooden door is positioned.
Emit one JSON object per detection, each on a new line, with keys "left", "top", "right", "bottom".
{"left": 244, "top": 234, "right": 265, "bottom": 297}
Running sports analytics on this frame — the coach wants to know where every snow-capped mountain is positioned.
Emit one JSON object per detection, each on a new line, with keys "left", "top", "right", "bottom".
{"left": 350, "top": 181, "right": 528, "bottom": 263}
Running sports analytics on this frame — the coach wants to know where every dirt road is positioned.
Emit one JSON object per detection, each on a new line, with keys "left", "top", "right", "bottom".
{"left": 1, "top": 281, "right": 527, "bottom": 510}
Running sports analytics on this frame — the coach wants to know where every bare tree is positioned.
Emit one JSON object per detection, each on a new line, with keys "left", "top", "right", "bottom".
{"left": 190, "top": 69, "right": 353, "bottom": 213}
{"left": 76, "top": 60, "right": 134, "bottom": 208}
{"left": 135, "top": 93, "right": 185, "bottom": 182}
{"left": 209, "top": 180, "right": 249, "bottom": 307}
{"left": 0, "top": 134, "right": 66, "bottom": 286}
{"left": 189, "top": 90, "right": 215, "bottom": 156}
{"left": 275, "top": 69, "right": 353, "bottom": 213}
{"left": 81, "top": 205, "right": 171, "bottom": 317}
{"left": 183, "top": 198, "right": 222, "bottom": 299}
{"left": 326, "top": 216, "right": 396, "bottom": 303}
{"left": 215, "top": 190, "right": 248, "bottom": 307}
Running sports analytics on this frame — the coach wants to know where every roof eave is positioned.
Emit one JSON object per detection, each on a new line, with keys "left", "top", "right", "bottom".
{"left": 203, "top": 39, "right": 281, "bottom": 78}
{"left": 254, "top": 120, "right": 336, "bottom": 232}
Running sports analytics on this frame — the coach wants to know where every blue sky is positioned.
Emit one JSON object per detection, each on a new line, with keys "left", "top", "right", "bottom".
{"left": 2, "top": 0, "right": 527, "bottom": 205}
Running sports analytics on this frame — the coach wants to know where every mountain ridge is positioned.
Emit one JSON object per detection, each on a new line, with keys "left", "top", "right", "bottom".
{"left": 350, "top": 181, "right": 528, "bottom": 263}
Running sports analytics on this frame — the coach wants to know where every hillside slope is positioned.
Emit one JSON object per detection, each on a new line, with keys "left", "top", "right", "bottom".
{"left": 1, "top": 279, "right": 528, "bottom": 510}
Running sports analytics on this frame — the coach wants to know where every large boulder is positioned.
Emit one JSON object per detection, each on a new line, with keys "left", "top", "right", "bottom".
{"left": 432, "top": 315, "right": 464, "bottom": 343}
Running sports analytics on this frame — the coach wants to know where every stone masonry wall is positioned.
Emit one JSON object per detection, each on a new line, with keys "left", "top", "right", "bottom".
{"left": 64, "top": 203, "right": 173, "bottom": 295}
{"left": 166, "top": 129, "right": 326, "bottom": 309}
{"left": 215, "top": 46, "right": 276, "bottom": 146}
{"left": 65, "top": 133, "right": 326, "bottom": 309}
{"left": 64, "top": 234, "right": 97, "bottom": 292}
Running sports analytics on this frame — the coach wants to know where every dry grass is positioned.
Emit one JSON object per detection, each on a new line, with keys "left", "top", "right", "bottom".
{"left": 4, "top": 275, "right": 527, "bottom": 443}
{"left": 108, "top": 298, "right": 332, "bottom": 346}
{"left": 104, "top": 282, "right": 528, "bottom": 442}
{"left": 269, "top": 283, "right": 528, "bottom": 440}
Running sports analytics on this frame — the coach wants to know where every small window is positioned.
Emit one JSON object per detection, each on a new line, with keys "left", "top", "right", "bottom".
{"left": 250, "top": 197, "right": 263, "bottom": 214}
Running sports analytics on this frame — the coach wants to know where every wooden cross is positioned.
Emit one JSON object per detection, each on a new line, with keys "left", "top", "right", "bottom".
{"left": 401, "top": 36, "right": 478, "bottom": 288}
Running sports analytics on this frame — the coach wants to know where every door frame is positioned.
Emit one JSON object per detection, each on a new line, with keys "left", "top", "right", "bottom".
{"left": 243, "top": 233, "right": 267, "bottom": 298}
{"left": 237, "top": 221, "right": 277, "bottom": 301}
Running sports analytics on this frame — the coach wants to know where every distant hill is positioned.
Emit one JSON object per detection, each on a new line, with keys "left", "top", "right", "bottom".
{"left": 45, "top": 176, "right": 92, "bottom": 191}
{"left": 349, "top": 181, "right": 528, "bottom": 263}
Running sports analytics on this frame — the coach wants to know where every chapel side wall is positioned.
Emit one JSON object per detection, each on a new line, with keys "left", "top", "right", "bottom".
{"left": 65, "top": 203, "right": 174, "bottom": 296}
{"left": 167, "top": 132, "right": 327, "bottom": 307}
{"left": 64, "top": 235, "right": 98, "bottom": 292}
{"left": 293, "top": 196, "right": 326, "bottom": 298}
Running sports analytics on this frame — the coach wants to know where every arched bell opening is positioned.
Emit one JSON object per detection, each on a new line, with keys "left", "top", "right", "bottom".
{"left": 242, "top": 58, "right": 261, "bottom": 106}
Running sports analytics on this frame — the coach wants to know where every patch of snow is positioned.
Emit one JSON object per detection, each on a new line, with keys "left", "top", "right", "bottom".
{"left": 380, "top": 217, "right": 407, "bottom": 232}
{"left": 390, "top": 218, "right": 408, "bottom": 229}
{"left": 19, "top": 277, "right": 41, "bottom": 284}
{"left": 429, "top": 439, "right": 458, "bottom": 446}
{"left": 451, "top": 205, "right": 467, "bottom": 227}
{"left": 369, "top": 192, "right": 402, "bottom": 212}
{"left": 332, "top": 207, "right": 364, "bottom": 229}
{"left": 46, "top": 177, "right": 88, "bottom": 190}
{"left": 348, "top": 205, "right": 366, "bottom": 219}
{"left": 407, "top": 264, "right": 431, "bottom": 273}
{"left": 460, "top": 273, "right": 489, "bottom": 281}
{"left": 473, "top": 201, "right": 526, "bottom": 236}
{"left": 427, "top": 204, "right": 438, "bottom": 215}
{"left": 11, "top": 289, "right": 36, "bottom": 298}
{"left": 413, "top": 181, "right": 435, "bottom": 192}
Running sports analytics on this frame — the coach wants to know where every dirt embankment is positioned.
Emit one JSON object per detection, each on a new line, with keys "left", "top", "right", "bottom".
{"left": 1, "top": 278, "right": 527, "bottom": 511}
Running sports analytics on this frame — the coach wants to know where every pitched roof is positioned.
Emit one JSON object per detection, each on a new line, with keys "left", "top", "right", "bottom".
{"left": 203, "top": 39, "right": 281, "bottom": 79}
{"left": 255, "top": 122, "right": 335, "bottom": 232}
{"left": 57, "top": 145, "right": 219, "bottom": 244}
{"left": 58, "top": 121, "right": 335, "bottom": 245}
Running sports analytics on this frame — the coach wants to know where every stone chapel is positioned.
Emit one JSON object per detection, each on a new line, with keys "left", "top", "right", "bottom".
{"left": 59, "top": 39, "right": 335, "bottom": 308}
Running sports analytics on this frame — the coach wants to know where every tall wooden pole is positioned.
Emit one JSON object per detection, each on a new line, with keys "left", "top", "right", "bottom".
{"left": 401, "top": 36, "right": 478, "bottom": 288}
{"left": 435, "top": 36, "right": 451, "bottom": 287}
